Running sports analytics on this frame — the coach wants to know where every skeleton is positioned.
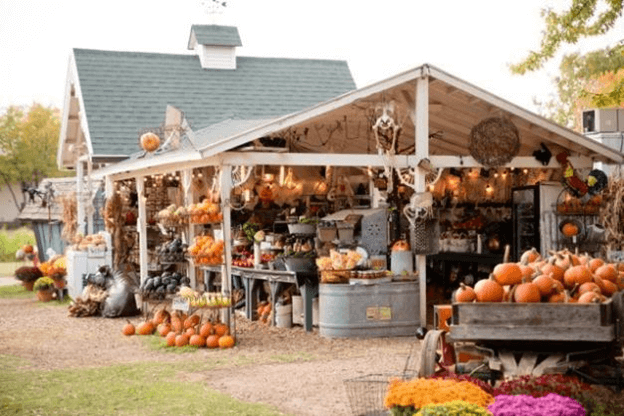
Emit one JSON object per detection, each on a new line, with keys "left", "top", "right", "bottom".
{"left": 372, "top": 101, "right": 403, "bottom": 190}
{"left": 397, "top": 159, "right": 437, "bottom": 229}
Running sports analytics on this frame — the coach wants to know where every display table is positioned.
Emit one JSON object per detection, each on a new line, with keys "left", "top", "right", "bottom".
{"left": 231, "top": 267, "right": 318, "bottom": 332}
{"left": 319, "top": 281, "right": 419, "bottom": 338}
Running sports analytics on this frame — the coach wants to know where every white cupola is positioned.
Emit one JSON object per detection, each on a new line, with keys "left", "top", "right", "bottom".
{"left": 188, "top": 24, "right": 242, "bottom": 70}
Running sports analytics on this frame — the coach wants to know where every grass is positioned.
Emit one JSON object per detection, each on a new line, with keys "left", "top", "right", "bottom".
{"left": 0, "top": 227, "right": 36, "bottom": 262}
{"left": 0, "top": 354, "right": 285, "bottom": 416}
{"left": 0, "top": 284, "right": 33, "bottom": 299}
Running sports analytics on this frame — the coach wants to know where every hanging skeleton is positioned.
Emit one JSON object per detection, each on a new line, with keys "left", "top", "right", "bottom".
{"left": 396, "top": 159, "right": 436, "bottom": 229}
{"left": 372, "top": 101, "right": 403, "bottom": 190}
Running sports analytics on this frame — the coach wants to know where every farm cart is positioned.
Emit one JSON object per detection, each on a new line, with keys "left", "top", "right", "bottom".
{"left": 419, "top": 292, "right": 624, "bottom": 389}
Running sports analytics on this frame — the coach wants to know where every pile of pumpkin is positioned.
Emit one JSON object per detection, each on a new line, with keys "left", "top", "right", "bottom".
{"left": 122, "top": 308, "right": 235, "bottom": 349}
{"left": 454, "top": 247, "right": 624, "bottom": 304}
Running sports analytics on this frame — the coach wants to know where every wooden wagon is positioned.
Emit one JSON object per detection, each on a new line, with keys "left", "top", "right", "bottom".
{"left": 419, "top": 292, "right": 624, "bottom": 388}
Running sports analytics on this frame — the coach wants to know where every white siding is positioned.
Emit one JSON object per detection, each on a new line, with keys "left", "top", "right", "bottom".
{"left": 195, "top": 45, "right": 236, "bottom": 70}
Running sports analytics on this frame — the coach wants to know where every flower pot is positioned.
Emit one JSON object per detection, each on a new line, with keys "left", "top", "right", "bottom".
{"left": 53, "top": 279, "right": 66, "bottom": 289}
{"left": 22, "top": 281, "right": 34, "bottom": 291}
{"left": 36, "top": 290, "right": 54, "bottom": 302}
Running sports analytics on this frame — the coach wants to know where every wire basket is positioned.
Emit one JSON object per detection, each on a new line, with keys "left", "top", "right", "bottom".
{"left": 410, "top": 218, "right": 440, "bottom": 255}
{"left": 344, "top": 371, "right": 418, "bottom": 416}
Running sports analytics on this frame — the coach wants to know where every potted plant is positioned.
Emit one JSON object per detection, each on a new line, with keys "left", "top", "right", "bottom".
{"left": 33, "top": 277, "right": 55, "bottom": 302}
{"left": 14, "top": 266, "right": 43, "bottom": 291}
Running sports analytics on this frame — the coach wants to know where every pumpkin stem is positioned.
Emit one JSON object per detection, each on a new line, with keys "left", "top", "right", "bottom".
{"left": 563, "top": 290, "right": 571, "bottom": 303}
{"left": 507, "top": 284, "right": 518, "bottom": 303}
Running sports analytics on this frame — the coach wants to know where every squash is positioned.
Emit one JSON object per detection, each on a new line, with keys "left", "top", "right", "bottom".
{"left": 214, "top": 323, "right": 229, "bottom": 337}
{"left": 540, "top": 259, "right": 565, "bottom": 282}
{"left": 165, "top": 331, "right": 177, "bottom": 347}
{"left": 563, "top": 265, "right": 593, "bottom": 289}
{"left": 594, "top": 264, "right": 617, "bottom": 283}
{"left": 519, "top": 248, "right": 541, "bottom": 265}
{"left": 492, "top": 262, "right": 523, "bottom": 286}
{"left": 218, "top": 335, "right": 236, "bottom": 349}
{"left": 175, "top": 333, "right": 190, "bottom": 347}
{"left": 122, "top": 320, "right": 135, "bottom": 336}
{"left": 157, "top": 322, "right": 172, "bottom": 337}
{"left": 588, "top": 258, "right": 605, "bottom": 273}
{"left": 189, "top": 334, "right": 206, "bottom": 348}
{"left": 199, "top": 322, "right": 213, "bottom": 338}
{"left": 136, "top": 320, "right": 155, "bottom": 335}
{"left": 206, "top": 335, "right": 220, "bottom": 349}
{"left": 577, "top": 291, "right": 604, "bottom": 304}
{"left": 532, "top": 274, "right": 556, "bottom": 297}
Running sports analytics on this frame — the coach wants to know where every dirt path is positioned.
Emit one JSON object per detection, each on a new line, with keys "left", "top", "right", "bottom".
{"left": 0, "top": 294, "right": 422, "bottom": 415}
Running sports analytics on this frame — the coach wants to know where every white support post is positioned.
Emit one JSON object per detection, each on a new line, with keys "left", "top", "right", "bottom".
{"left": 136, "top": 176, "right": 148, "bottom": 285}
{"left": 104, "top": 175, "right": 114, "bottom": 199}
{"left": 220, "top": 165, "right": 233, "bottom": 294}
{"left": 86, "top": 157, "right": 94, "bottom": 235}
{"left": 415, "top": 72, "right": 429, "bottom": 327}
{"left": 76, "top": 159, "right": 85, "bottom": 235}
{"left": 181, "top": 169, "right": 196, "bottom": 288}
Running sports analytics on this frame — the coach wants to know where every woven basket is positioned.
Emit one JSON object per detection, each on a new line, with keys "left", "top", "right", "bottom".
{"left": 320, "top": 270, "right": 351, "bottom": 284}
{"left": 469, "top": 117, "right": 520, "bottom": 167}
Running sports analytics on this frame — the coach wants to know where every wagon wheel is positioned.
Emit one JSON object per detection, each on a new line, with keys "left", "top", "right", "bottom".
{"left": 419, "top": 329, "right": 455, "bottom": 377}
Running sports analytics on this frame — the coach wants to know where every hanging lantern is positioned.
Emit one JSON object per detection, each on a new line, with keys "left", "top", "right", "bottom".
{"left": 140, "top": 132, "right": 161, "bottom": 152}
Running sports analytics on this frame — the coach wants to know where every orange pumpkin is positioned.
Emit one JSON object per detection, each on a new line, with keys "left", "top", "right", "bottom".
{"left": 199, "top": 322, "right": 213, "bottom": 338}
{"left": 218, "top": 335, "right": 236, "bottom": 349}
{"left": 214, "top": 323, "right": 229, "bottom": 337}
{"left": 206, "top": 335, "right": 220, "bottom": 349}
{"left": 561, "top": 222, "right": 579, "bottom": 237}
{"left": 492, "top": 262, "right": 523, "bottom": 286}
{"left": 594, "top": 264, "right": 617, "bottom": 283}
{"left": 136, "top": 320, "right": 155, "bottom": 336}
{"left": 453, "top": 283, "right": 476, "bottom": 303}
{"left": 140, "top": 132, "right": 160, "bottom": 152}
{"left": 157, "top": 322, "right": 172, "bottom": 337}
{"left": 577, "top": 291, "right": 603, "bottom": 304}
{"left": 175, "top": 333, "right": 190, "bottom": 347}
{"left": 577, "top": 282, "right": 601, "bottom": 295}
{"left": 513, "top": 279, "right": 541, "bottom": 303}
{"left": 122, "top": 321, "right": 135, "bottom": 336}
{"left": 184, "top": 314, "right": 200, "bottom": 329}
{"left": 588, "top": 258, "right": 605, "bottom": 273}
{"left": 602, "top": 280, "right": 619, "bottom": 296}
{"left": 165, "top": 331, "right": 177, "bottom": 347}
{"left": 474, "top": 276, "right": 504, "bottom": 303}
{"left": 532, "top": 274, "right": 556, "bottom": 297}
{"left": 519, "top": 248, "right": 541, "bottom": 265}
{"left": 540, "top": 260, "right": 565, "bottom": 282}
{"left": 189, "top": 334, "right": 206, "bottom": 348}
{"left": 563, "top": 265, "right": 593, "bottom": 288}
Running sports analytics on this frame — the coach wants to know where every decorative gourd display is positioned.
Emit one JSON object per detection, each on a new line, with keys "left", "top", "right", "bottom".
{"left": 140, "top": 132, "right": 160, "bottom": 152}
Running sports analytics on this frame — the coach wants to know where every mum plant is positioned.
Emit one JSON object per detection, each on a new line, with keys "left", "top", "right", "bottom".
{"left": 33, "top": 276, "right": 55, "bottom": 292}
{"left": 14, "top": 266, "right": 43, "bottom": 283}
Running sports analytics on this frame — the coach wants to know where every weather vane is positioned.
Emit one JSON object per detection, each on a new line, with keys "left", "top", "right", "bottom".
{"left": 200, "top": 0, "right": 227, "bottom": 20}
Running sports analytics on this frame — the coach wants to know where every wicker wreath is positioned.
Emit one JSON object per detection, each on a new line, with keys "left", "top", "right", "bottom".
{"left": 469, "top": 117, "right": 520, "bottom": 167}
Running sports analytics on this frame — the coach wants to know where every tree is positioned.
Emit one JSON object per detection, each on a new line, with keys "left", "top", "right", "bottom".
{"left": 512, "top": 0, "right": 624, "bottom": 123}
{"left": 536, "top": 46, "right": 624, "bottom": 129}
{"left": 0, "top": 104, "right": 69, "bottom": 212}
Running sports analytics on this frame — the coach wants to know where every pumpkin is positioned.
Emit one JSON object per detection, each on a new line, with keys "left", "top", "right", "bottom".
{"left": 453, "top": 283, "right": 476, "bottom": 303}
{"left": 548, "top": 290, "right": 568, "bottom": 303}
{"left": 175, "top": 333, "right": 190, "bottom": 347}
{"left": 519, "top": 248, "right": 541, "bottom": 265}
{"left": 578, "top": 282, "right": 601, "bottom": 295}
{"left": 532, "top": 274, "right": 556, "bottom": 297}
{"left": 474, "top": 275, "right": 504, "bottom": 303}
{"left": 588, "top": 258, "right": 605, "bottom": 273}
{"left": 561, "top": 222, "right": 579, "bottom": 237}
{"left": 492, "top": 262, "right": 523, "bottom": 286}
{"left": 602, "top": 280, "right": 619, "bottom": 296}
{"left": 577, "top": 291, "right": 603, "bottom": 304}
{"left": 391, "top": 240, "right": 410, "bottom": 252}
{"left": 594, "top": 264, "right": 617, "bottom": 283}
{"left": 23, "top": 244, "right": 34, "bottom": 254}
{"left": 214, "top": 323, "right": 229, "bottom": 337}
{"left": 518, "top": 264, "right": 535, "bottom": 281}
{"left": 199, "top": 322, "right": 213, "bottom": 338}
{"left": 153, "top": 308, "right": 170, "bottom": 325}
{"left": 136, "top": 320, "right": 155, "bottom": 335}
{"left": 513, "top": 278, "right": 541, "bottom": 303}
{"left": 171, "top": 317, "right": 184, "bottom": 333}
{"left": 206, "top": 335, "right": 220, "bottom": 349}
{"left": 140, "top": 132, "right": 160, "bottom": 152}
{"left": 185, "top": 327, "right": 197, "bottom": 337}
{"left": 540, "top": 259, "right": 565, "bottom": 282}
{"left": 563, "top": 265, "right": 593, "bottom": 289}
{"left": 165, "top": 331, "right": 177, "bottom": 347}
{"left": 189, "top": 334, "right": 206, "bottom": 348}
{"left": 157, "top": 322, "right": 172, "bottom": 337}
{"left": 184, "top": 314, "right": 200, "bottom": 329}
{"left": 218, "top": 335, "right": 236, "bottom": 349}
{"left": 122, "top": 321, "right": 135, "bottom": 336}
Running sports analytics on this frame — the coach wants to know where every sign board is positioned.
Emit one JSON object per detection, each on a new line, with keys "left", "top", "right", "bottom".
{"left": 366, "top": 306, "right": 392, "bottom": 321}
{"left": 172, "top": 296, "right": 190, "bottom": 313}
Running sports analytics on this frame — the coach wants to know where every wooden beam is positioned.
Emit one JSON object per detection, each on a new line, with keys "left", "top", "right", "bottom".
{"left": 429, "top": 155, "right": 593, "bottom": 169}
{"left": 415, "top": 75, "right": 428, "bottom": 328}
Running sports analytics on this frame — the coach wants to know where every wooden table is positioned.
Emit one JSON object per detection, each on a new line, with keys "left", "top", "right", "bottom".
{"left": 231, "top": 267, "right": 318, "bottom": 332}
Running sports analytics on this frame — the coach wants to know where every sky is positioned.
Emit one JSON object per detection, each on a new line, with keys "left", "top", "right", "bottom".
{"left": 1, "top": 0, "right": 622, "bottom": 115}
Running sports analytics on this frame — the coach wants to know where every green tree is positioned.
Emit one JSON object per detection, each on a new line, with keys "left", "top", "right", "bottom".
{"left": 0, "top": 104, "right": 68, "bottom": 212}
{"left": 512, "top": 0, "right": 624, "bottom": 122}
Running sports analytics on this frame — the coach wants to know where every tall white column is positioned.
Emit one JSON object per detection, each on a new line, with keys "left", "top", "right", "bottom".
{"left": 136, "top": 176, "right": 148, "bottom": 285}
{"left": 220, "top": 165, "right": 233, "bottom": 293}
{"left": 415, "top": 70, "right": 429, "bottom": 327}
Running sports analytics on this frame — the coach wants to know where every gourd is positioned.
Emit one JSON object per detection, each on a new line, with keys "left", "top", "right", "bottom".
{"left": 519, "top": 247, "right": 541, "bottom": 264}
{"left": 140, "top": 132, "right": 160, "bottom": 152}
{"left": 184, "top": 314, "right": 200, "bottom": 329}
{"left": 214, "top": 323, "right": 229, "bottom": 337}
{"left": 157, "top": 322, "right": 172, "bottom": 337}
{"left": 532, "top": 274, "right": 556, "bottom": 297}
{"left": 492, "top": 245, "right": 522, "bottom": 286}
{"left": 474, "top": 275, "right": 504, "bottom": 303}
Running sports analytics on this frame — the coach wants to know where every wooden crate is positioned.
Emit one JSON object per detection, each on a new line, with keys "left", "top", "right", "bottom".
{"left": 448, "top": 301, "right": 614, "bottom": 343}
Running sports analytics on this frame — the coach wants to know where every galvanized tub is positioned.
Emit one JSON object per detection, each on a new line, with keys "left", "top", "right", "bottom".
{"left": 319, "top": 281, "right": 419, "bottom": 338}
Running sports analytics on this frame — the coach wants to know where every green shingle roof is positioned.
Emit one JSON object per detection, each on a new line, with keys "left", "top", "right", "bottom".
{"left": 188, "top": 25, "right": 242, "bottom": 48}
{"left": 73, "top": 48, "right": 355, "bottom": 157}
